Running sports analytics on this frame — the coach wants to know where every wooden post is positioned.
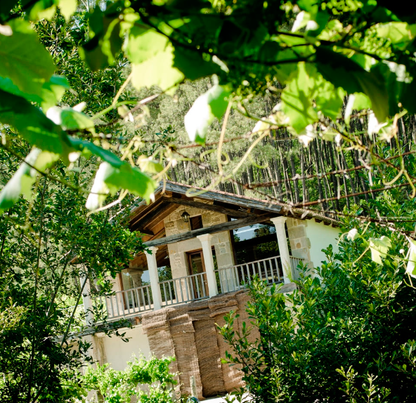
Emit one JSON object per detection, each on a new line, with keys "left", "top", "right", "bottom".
{"left": 145, "top": 246, "right": 162, "bottom": 310}
{"left": 197, "top": 234, "right": 218, "bottom": 297}
{"left": 270, "top": 217, "right": 292, "bottom": 284}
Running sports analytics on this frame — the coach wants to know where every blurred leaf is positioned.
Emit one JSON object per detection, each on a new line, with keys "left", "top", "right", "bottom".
{"left": 85, "top": 162, "right": 156, "bottom": 210}
{"left": 41, "top": 75, "right": 70, "bottom": 111}
{"left": 0, "top": 89, "right": 67, "bottom": 155}
{"left": 281, "top": 63, "right": 319, "bottom": 133}
{"left": 369, "top": 236, "right": 391, "bottom": 264}
{"left": 61, "top": 109, "right": 94, "bottom": 131}
{"left": 131, "top": 42, "right": 184, "bottom": 92}
{"left": 27, "top": 0, "right": 56, "bottom": 21}
{"left": 316, "top": 47, "right": 389, "bottom": 122}
{"left": 80, "top": 12, "right": 122, "bottom": 70}
{"left": 173, "top": 47, "right": 220, "bottom": 80}
{"left": 137, "top": 156, "right": 163, "bottom": 174}
{"left": 0, "top": 148, "right": 59, "bottom": 212}
{"left": 376, "top": 22, "right": 416, "bottom": 50}
{"left": 406, "top": 239, "right": 416, "bottom": 278}
{"left": 184, "top": 84, "right": 231, "bottom": 144}
{"left": 57, "top": 0, "right": 77, "bottom": 21}
{"left": 0, "top": 19, "right": 55, "bottom": 98}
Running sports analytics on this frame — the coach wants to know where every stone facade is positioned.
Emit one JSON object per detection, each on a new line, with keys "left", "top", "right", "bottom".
{"left": 286, "top": 218, "right": 311, "bottom": 261}
{"left": 141, "top": 290, "right": 258, "bottom": 399}
{"left": 164, "top": 203, "right": 235, "bottom": 280}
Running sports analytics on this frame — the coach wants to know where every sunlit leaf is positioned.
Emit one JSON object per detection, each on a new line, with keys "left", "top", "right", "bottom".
{"left": 281, "top": 62, "right": 319, "bottom": 133}
{"left": 316, "top": 47, "right": 389, "bottom": 122}
{"left": 57, "top": 0, "right": 77, "bottom": 21}
{"left": 369, "top": 236, "right": 391, "bottom": 265}
{"left": 0, "top": 19, "right": 55, "bottom": 97}
{"left": 0, "top": 148, "right": 59, "bottom": 212}
{"left": 41, "top": 75, "right": 70, "bottom": 111}
{"left": 131, "top": 42, "right": 184, "bottom": 92}
{"left": 0, "top": 90, "right": 67, "bottom": 155}
{"left": 406, "top": 238, "right": 416, "bottom": 278}
{"left": 184, "top": 83, "right": 231, "bottom": 144}
{"left": 85, "top": 162, "right": 156, "bottom": 210}
{"left": 376, "top": 22, "right": 416, "bottom": 50}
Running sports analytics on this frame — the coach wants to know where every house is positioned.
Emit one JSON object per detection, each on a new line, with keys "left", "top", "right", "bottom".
{"left": 83, "top": 181, "right": 340, "bottom": 399}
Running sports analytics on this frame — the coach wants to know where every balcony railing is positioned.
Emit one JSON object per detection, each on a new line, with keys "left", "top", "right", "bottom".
{"left": 160, "top": 272, "right": 208, "bottom": 306}
{"left": 93, "top": 255, "right": 305, "bottom": 321}
{"left": 95, "top": 284, "right": 153, "bottom": 320}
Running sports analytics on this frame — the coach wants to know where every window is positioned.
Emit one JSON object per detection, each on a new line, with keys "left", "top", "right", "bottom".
{"left": 231, "top": 223, "right": 279, "bottom": 264}
{"left": 190, "top": 215, "right": 203, "bottom": 230}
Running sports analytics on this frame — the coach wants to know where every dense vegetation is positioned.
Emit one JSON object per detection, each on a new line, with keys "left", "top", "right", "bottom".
{"left": 221, "top": 196, "right": 416, "bottom": 402}
{"left": 1, "top": 0, "right": 416, "bottom": 402}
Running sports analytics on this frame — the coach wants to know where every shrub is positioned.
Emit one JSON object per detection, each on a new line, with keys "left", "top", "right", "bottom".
{"left": 81, "top": 356, "right": 177, "bottom": 403}
{"left": 220, "top": 239, "right": 416, "bottom": 402}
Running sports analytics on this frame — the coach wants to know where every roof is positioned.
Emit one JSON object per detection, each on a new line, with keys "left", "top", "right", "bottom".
{"left": 129, "top": 180, "right": 337, "bottom": 236}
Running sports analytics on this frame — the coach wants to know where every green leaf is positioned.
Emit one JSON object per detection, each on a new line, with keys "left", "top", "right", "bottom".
{"left": 173, "top": 47, "right": 220, "bottom": 80}
{"left": 344, "top": 93, "right": 371, "bottom": 124}
{"left": 80, "top": 12, "right": 122, "bottom": 71}
{"left": 137, "top": 156, "right": 164, "bottom": 174}
{"left": 60, "top": 109, "right": 94, "bottom": 131}
{"left": 281, "top": 63, "right": 319, "bottom": 133}
{"left": 0, "top": 19, "right": 55, "bottom": 98}
{"left": 57, "top": 0, "right": 77, "bottom": 21}
{"left": 406, "top": 239, "right": 416, "bottom": 278}
{"left": 316, "top": 47, "right": 389, "bottom": 122}
{"left": 85, "top": 162, "right": 156, "bottom": 210}
{"left": 68, "top": 137, "right": 127, "bottom": 169}
{"left": 0, "top": 148, "right": 59, "bottom": 212}
{"left": 376, "top": 22, "right": 416, "bottom": 50}
{"left": 125, "top": 25, "right": 167, "bottom": 64}
{"left": 315, "top": 83, "right": 344, "bottom": 120}
{"left": 131, "top": 41, "right": 184, "bottom": 92}
{"left": 0, "top": 90, "right": 67, "bottom": 155}
{"left": 369, "top": 236, "right": 391, "bottom": 265}
{"left": 27, "top": 0, "right": 56, "bottom": 21}
{"left": 40, "top": 75, "right": 70, "bottom": 111}
{"left": 184, "top": 84, "right": 231, "bottom": 144}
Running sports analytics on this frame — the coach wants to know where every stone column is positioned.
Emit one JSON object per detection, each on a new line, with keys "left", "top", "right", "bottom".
{"left": 197, "top": 234, "right": 218, "bottom": 297}
{"left": 270, "top": 216, "right": 292, "bottom": 284}
{"left": 145, "top": 246, "right": 162, "bottom": 310}
{"left": 80, "top": 274, "right": 93, "bottom": 326}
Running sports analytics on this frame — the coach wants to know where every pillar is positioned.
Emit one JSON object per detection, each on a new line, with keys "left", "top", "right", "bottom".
{"left": 197, "top": 234, "right": 218, "bottom": 297}
{"left": 145, "top": 246, "right": 162, "bottom": 310}
{"left": 270, "top": 216, "right": 292, "bottom": 284}
{"left": 80, "top": 274, "right": 93, "bottom": 326}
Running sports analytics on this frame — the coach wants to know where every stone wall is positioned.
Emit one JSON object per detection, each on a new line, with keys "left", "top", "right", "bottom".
{"left": 141, "top": 290, "right": 258, "bottom": 400}
{"left": 164, "top": 202, "right": 235, "bottom": 279}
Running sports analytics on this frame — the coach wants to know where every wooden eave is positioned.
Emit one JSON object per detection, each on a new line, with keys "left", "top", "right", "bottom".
{"left": 129, "top": 181, "right": 284, "bottom": 235}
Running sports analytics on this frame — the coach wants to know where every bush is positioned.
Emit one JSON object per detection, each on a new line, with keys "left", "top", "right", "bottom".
{"left": 220, "top": 235, "right": 416, "bottom": 402}
{"left": 81, "top": 356, "right": 177, "bottom": 403}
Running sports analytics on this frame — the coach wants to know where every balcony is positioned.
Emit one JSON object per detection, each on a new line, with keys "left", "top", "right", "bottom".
{"left": 94, "top": 255, "right": 304, "bottom": 321}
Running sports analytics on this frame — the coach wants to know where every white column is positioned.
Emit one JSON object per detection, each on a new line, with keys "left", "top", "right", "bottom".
{"left": 197, "top": 234, "right": 218, "bottom": 297}
{"left": 270, "top": 216, "right": 292, "bottom": 284}
{"left": 80, "top": 274, "right": 94, "bottom": 326}
{"left": 145, "top": 246, "right": 162, "bottom": 310}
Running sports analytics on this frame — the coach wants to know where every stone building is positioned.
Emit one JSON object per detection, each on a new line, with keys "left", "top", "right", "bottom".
{"left": 84, "top": 181, "right": 340, "bottom": 399}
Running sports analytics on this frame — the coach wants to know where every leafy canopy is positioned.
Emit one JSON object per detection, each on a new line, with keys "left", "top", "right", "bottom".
{"left": 1, "top": 0, "right": 416, "bottom": 210}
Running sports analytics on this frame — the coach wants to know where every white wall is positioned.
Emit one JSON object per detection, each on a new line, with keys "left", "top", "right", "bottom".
{"left": 305, "top": 220, "right": 340, "bottom": 268}
{"left": 99, "top": 325, "right": 151, "bottom": 371}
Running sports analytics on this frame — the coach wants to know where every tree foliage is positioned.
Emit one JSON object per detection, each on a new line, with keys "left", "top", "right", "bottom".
{"left": 1, "top": 0, "right": 416, "bottom": 211}
{"left": 220, "top": 196, "right": 416, "bottom": 402}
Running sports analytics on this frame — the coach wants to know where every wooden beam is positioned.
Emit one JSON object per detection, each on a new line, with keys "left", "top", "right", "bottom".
{"left": 163, "top": 182, "right": 283, "bottom": 214}
{"left": 130, "top": 202, "right": 176, "bottom": 231}
{"left": 144, "top": 214, "right": 273, "bottom": 248}
{"left": 164, "top": 197, "right": 252, "bottom": 218}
